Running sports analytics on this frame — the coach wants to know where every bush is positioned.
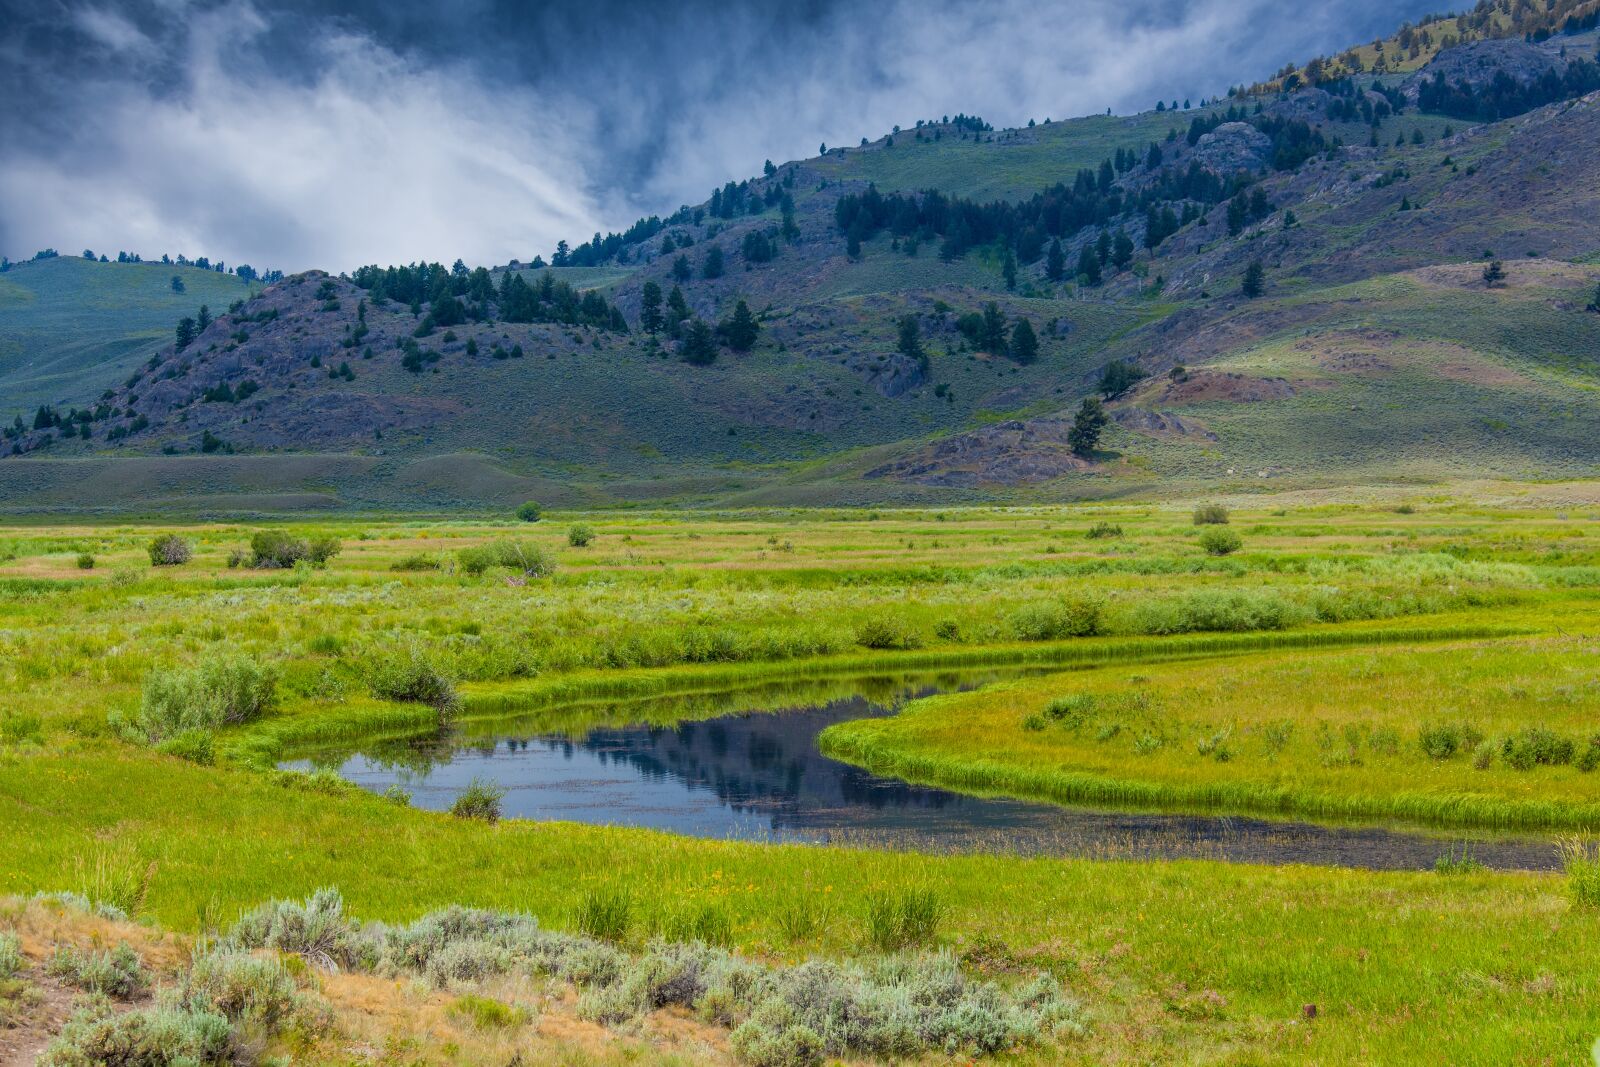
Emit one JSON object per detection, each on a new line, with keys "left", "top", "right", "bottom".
{"left": 47, "top": 943, "right": 148, "bottom": 998}
{"left": 451, "top": 777, "right": 506, "bottom": 823}
{"left": 125, "top": 654, "right": 278, "bottom": 743}
{"left": 1129, "top": 589, "right": 1307, "bottom": 636}
{"left": 515, "top": 501, "right": 543, "bottom": 522}
{"left": 0, "top": 933, "right": 22, "bottom": 979}
{"left": 225, "top": 888, "right": 374, "bottom": 972}
{"left": 247, "top": 530, "right": 341, "bottom": 569}
{"left": 1008, "top": 599, "right": 1102, "bottom": 641}
{"left": 457, "top": 539, "right": 555, "bottom": 578}
{"left": 567, "top": 523, "right": 596, "bottom": 547}
{"left": 366, "top": 642, "right": 460, "bottom": 714}
{"left": 1085, "top": 522, "right": 1123, "bottom": 539}
{"left": 1192, "top": 504, "right": 1230, "bottom": 525}
{"left": 147, "top": 534, "right": 192, "bottom": 566}
{"left": 38, "top": 1003, "right": 233, "bottom": 1067}
{"left": 75, "top": 552, "right": 95, "bottom": 570}
{"left": 182, "top": 949, "right": 300, "bottom": 1027}
{"left": 1418, "top": 722, "right": 1484, "bottom": 761}
{"left": 1500, "top": 727, "right": 1575, "bottom": 770}
{"left": 1578, "top": 737, "right": 1600, "bottom": 773}
{"left": 155, "top": 728, "right": 215, "bottom": 765}
{"left": 853, "top": 615, "right": 924, "bottom": 650}
{"left": 391, "top": 552, "right": 442, "bottom": 571}
{"left": 1198, "top": 528, "right": 1243, "bottom": 556}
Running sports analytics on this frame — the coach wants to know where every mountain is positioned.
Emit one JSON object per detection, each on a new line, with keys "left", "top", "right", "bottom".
{"left": 2, "top": 16, "right": 1598, "bottom": 513}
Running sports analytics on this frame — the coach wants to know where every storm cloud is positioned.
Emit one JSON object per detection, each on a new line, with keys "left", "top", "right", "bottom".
{"left": 0, "top": 0, "right": 1440, "bottom": 273}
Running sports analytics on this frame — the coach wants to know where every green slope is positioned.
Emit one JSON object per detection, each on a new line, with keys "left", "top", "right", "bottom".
{"left": 0, "top": 256, "right": 261, "bottom": 411}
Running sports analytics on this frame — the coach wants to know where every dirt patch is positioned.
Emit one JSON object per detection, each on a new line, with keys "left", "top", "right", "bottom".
{"left": 1111, "top": 407, "right": 1218, "bottom": 442}
{"left": 1154, "top": 370, "right": 1297, "bottom": 404}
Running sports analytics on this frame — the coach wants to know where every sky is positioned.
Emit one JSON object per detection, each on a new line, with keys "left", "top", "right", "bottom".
{"left": 0, "top": 0, "right": 1443, "bottom": 274}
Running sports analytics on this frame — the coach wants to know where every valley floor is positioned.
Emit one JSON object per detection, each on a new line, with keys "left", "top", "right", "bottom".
{"left": 3, "top": 483, "right": 1599, "bottom": 1063}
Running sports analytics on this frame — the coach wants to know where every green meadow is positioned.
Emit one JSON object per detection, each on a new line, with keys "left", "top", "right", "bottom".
{"left": 3, "top": 486, "right": 1600, "bottom": 1063}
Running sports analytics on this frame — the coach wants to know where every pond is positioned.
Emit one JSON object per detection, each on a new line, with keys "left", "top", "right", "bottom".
{"left": 287, "top": 670, "right": 1562, "bottom": 873}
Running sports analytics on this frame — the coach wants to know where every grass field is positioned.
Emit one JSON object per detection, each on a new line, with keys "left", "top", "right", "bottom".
{"left": 3, "top": 487, "right": 1600, "bottom": 1062}
{"left": 0, "top": 256, "right": 261, "bottom": 412}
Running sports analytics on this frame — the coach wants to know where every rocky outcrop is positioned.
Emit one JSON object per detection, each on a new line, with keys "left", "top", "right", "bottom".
{"left": 1191, "top": 122, "right": 1275, "bottom": 175}
{"left": 865, "top": 417, "right": 1090, "bottom": 486}
{"left": 1402, "top": 39, "right": 1567, "bottom": 103}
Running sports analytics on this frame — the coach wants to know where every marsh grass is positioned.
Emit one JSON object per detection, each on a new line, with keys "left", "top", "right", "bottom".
{"left": 1559, "top": 837, "right": 1600, "bottom": 908}
{"left": 449, "top": 777, "right": 505, "bottom": 823}
{"left": 864, "top": 887, "right": 944, "bottom": 951}
{"left": 74, "top": 844, "right": 156, "bottom": 919}
{"left": 575, "top": 889, "right": 633, "bottom": 942}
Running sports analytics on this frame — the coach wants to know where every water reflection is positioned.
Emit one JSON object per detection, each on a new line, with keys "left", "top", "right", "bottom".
{"left": 287, "top": 675, "right": 1562, "bottom": 873}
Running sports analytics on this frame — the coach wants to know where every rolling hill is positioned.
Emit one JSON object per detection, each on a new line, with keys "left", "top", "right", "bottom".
{"left": 1, "top": 15, "right": 1598, "bottom": 513}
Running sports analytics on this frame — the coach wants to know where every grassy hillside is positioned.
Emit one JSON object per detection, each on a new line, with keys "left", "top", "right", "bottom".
{"left": 2, "top": 23, "right": 1599, "bottom": 511}
{"left": 0, "top": 256, "right": 260, "bottom": 412}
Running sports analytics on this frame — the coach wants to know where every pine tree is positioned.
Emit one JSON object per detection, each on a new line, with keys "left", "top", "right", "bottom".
{"left": 896, "top": 315, "right": 926, "bottom": 371}
{"left": 1009, "top": 317, "right": 1039, "bottom": 364}
{"left": 197, "top": 304, "right": 212, "bottom": 332}
{"left": 1095, "top": 231, "right": 1112, "bottom": 265}
{"left": 1002, "top": 247, "right": 1017, "bottom": 290}
{"left": 979, "top": 302, "right": 1009, "bottom": 355}
{"left": 1045, "top": 239, "right": 1065, "bottom": 282}
{"left": 1587, "top": 281, "right": 1600, "bottom": 312}
{"left": 672, "top": 255, "right": 691, "bottom": 283}
{"left": 1077, "top": 245, "right": 1102, "bottom": 286}
{"left": 702, "top": 246, "right": 724, "bottom": 279}
{"left": 1068, "top": 396, "right": 1108, "bottom": 457}
{"left": 721, "top": 299, "right": 759, "bottom": 351}
{"left": 175, "top": 316, "right": 197, "bottom": 350}
{"left": 640, "top": 281, "right": 664, "bottom": 332}
{"left": 681, "top": 318, "right": 718, "bottom": 365}
{"left": 170, "top": 275, "right": 185, "bottom": 293}
{"left": 1242, "top": 260, "right": 1266, "bottom": 298}
{"left": 1482, "top": 259, "right": 1505, "bottom": 287}
{"left": 1111, "top": 229, "right": 1135, "bottom": 271}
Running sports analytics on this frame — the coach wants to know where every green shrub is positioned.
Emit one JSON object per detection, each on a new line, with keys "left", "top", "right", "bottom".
{"left": 47, "top": 943, "right": 148, "bottom": 998}
{"left": 38, "top": 1003, "right": 233, "bottom": 1067}
{"left": 1192, "top": 504, "right": 1230, "bottom": 525}
{"left": 1008, "top": 598, "right": 1102, "bottom": 641}
{"left": 567, "top": 523, "right": 596, "bottom": 547}
{"left": 124, "top": 654, "right": 278, "bottom": 743}
{"left": 391, "top": 552, "right": 442, "bottom": 571}
{"left": 457, "top": 539, "right": 554, "bottom": 578}
{"left": 1198, "top": 528, "right": 1242, "bottom": 556}
{"left": 75, "top": 552, "right": 95, "bottom": 570}
{"left": 0, "top": 933, "right": 21, "bottom": 979}
{"left": 365, "top": 642, "right": 460, "bottom": 714}
{"left": 1434, "top": 844, "right": 1484, "bottom": 875}
{"left": 182, "top": 949, "right": 300, "bottom": 1027}
{"left": 575, "top": 890, "right": 633, "bottom": 942}
{"left": 1500, "top": 727, "right": 1575, "bottom": 770}
{"left": 225, "top": 888, "right": 374, "bottom": 972}
{"left": 515, "top": 501, "right": 543, "bottom": 522}
{"left": 853, "top": 615, "right": 924, "bottom": 650}
{"left": 247, "top": 530, "right": 340, "bottom": 568}
{"left": 1129, "top": 589, "right": 1305, "bottom": 635}
{"left": 1417, "top": 722, "right": 1484, "bottom": 761}
{"left": 1578, "top": 737, "right": 1600, "bottom": 773}
{"left": 450, "top": 777, "right": 506, "bottom": 823}
{"left": 147, "top": 534, "right": 192, "bottom": 566}
{"left": 1085, "top": 522, "right": 1123, "bottom": 539}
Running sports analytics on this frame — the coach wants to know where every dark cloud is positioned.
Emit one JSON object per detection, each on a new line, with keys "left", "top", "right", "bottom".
{"left": 0, "top": 0, "right": 1439, "bottom": 272}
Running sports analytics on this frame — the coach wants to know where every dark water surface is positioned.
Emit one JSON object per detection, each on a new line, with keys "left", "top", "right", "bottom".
{"left": 288, "top": 673, "right": 1562, "bottom": 873}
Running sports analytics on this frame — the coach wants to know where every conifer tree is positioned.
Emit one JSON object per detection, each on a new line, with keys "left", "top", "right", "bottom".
{"left": 1242, "top": 260, "right": 1266, "bottom": 298}
{"left": 1009, "top": 317, "right": 1039, "bottom": 364}
{"left": 640, "top": 281, "right": 664, "bottom": 332}
{"left": 1045, "top": 239, "right": 1065, "bottom": 282}
{"left": 681, "top": 318, "right": 718, "bottom": 365}
{"left": 1068, "top": 396, "right": 1108, "bottom": 457}
{"left": 721, "top": 299, "right": 759, "bottom": 351}
{"left": 1077, "top": 245, "right": 1102, "bottom": 286}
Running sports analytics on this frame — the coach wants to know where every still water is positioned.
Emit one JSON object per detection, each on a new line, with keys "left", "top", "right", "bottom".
{"left": 288, "top": 672, "right": 1561, "bottom": 873}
